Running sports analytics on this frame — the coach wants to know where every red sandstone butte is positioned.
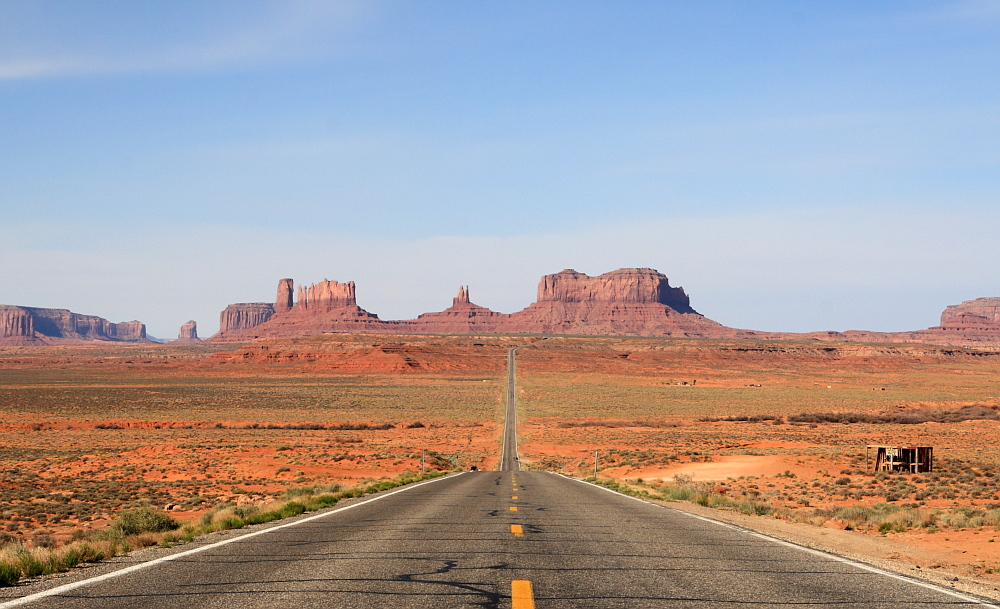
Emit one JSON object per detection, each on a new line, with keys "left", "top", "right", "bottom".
{"left": 207, "top": 269, "right": 1000, "bottom": 346}
{"left": 0, "top": 304, "right": 148, "bottom": 346}
{"left": 207, "top": 268, "right": 731, "bottom": 341}
{"left": 173, "top": 320, "right": 202, "bottom": 344}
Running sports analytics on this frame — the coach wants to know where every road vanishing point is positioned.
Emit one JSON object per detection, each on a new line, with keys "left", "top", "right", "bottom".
{"left": 1, "top": 347, "right": 995, "bottom": 608}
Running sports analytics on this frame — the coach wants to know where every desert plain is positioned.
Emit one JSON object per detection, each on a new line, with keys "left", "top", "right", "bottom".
{"left": 3, "top": 333, "right": 1000, "bottom": 591}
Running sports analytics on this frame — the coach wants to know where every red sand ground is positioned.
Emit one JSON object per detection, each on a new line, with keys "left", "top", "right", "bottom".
{"left": 4, "top": 334, "right": 1000, "bottom": 596}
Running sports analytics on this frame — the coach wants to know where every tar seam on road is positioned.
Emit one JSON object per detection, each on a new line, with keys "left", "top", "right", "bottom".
{"left": 0, "top": 472, "right": 465, "bottom": 609}
{"left": 563, "top": 474, "right": 1000, "bottom": 608}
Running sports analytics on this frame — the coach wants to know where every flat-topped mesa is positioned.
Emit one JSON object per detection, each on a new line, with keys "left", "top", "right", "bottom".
{"left": 23, "top": 308, "right": 147, "bottom": 341}
{"left": 940, "top": 297, "right": 1000, "bottom": 327}
{"left": 219, "top": 303, "right": 275, "bottom": 333}
{"left": 0, "top": 304, "right": 147, "bottom": 344}
{"left": 295, "top": 279, "right": 356, "bottom": 312}
{"left": 0, "top": 305, "right": 34, "bottom": 338}
{"left": 537, "top": 268, "right": 696, "bottom": 314}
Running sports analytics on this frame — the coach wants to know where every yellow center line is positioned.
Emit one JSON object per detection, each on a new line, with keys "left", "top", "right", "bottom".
{"left": 512, "top": 495, "right": 518, "bottom": 500}
{"left": 510, "top": 524, "right": 523, "bottom": 537}
{"left": 512, "top": 580, "right": 535, "bottom": 609}
{"left": 510, "top": 506, "right": 518, "bottom": 511}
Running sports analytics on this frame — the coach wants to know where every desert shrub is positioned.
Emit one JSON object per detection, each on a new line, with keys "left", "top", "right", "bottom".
{"left": 736, "top": 499, "right": 774, "bottom": 516}
{"left": 698, "top": 414, "right": 780, "bottom": 423}
{"left": 787, "top": 404, "right": 1000, "bottom": 425}
{"left": 662, "top": 486, "right": 694, "bottom": 501}
{"left": 108, "top": 507, "right": 179, "bottom": 537}
{"left": 0, "top": 532, "right": 18, "bottom": 548}
{"left": 279, "top": 502, "right": 306, "bottom": 518}
{"left": 835, "top": 505, "right": 887, "bottom": 525}
{"left": 0, "top": 561, "right": 19, "bottom": 586}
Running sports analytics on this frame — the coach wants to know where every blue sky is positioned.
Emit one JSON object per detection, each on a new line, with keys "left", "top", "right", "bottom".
{"left": 1, "top": 1, "right": 998, "bottom": 337}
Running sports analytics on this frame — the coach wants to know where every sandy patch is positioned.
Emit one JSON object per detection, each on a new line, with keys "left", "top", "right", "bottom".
{"left": 636, "top": 455, "right": 790, "bottom": 481}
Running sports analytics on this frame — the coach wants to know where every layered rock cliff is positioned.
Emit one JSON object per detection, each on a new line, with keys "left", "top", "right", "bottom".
{"left": 296, "top": 279, "right": 356, "bottom": 311}
{"left": 940, "top": 298, "right": 1000, "bottom": 326}
{"left": 411, "top": 287, "right": 507, "bottom": 334}
{"left": 491, "top": 268, "right": 722, "bottom": 336}
{"left": 173, "top": 320, "right": 202, "bottom": 344}
{"left": 203, "top": 269, "right": 1000, "bottom": 346}
{"left": 210, "top": 278, "right": 383, "bottom": 341}
{"left": 536, "top": 268, "right": 695, "bottom": 313}
{"left": 0, "top": 305, "right": 39, "bottom": 345}
{"left": 219, "top": 303, "right": 275, "bottom": 334}
{"left": 0, "top": 305, "right": 148, "bottom": 345}
{"left": 208, "top": 269, "right": 725, "bottom": 341}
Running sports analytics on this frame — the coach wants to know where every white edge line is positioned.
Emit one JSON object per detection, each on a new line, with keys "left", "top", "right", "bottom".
{"left": 0, "top": 472, "right": 465, "bottom": 609}
{"left": 561, "top": 474, "right": 999, "bottom": 608}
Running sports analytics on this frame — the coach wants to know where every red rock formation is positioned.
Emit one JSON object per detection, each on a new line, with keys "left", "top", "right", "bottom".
{"left": 295, "top": 279, "right": 356, "bottom": 312}
{"left": 411, "top": 287, "right": 506, "bottom": 334}
{"left": 0, "top": 305, "right": 34, "bottom": 338}
{"left": 174, "top": 320, "right": 202, "bottom": 344}
{"left": 940, "top": 298, "right": 1000, "bottom": 326}
{"left": 23, "top": 308, "right": 147, "bottom": 341}
{"left": 208, "top": 270, "right": 724, "bottom": 341}
{"left": 219, "top": 303, "right": 275, "bottom": 335}
{"left": 275, "top": 279, "right": 294, "bottom": 312}
{"left": 205, "top": 269, "right": 1000, "bottom": 346}
{"left": 0, "top": 305, "right": 40, "bottom": 345}
{"left": 536, "top": 268, "right": 694, "bottom": 313}
{"left": 911, "top": 298, "right": 1000, "bottom": 345}
{"left": 0, "top": 305, "right": 147, "bottom": 344}
{"left": 493, "top": 269, "right": 718, "bottom": 337}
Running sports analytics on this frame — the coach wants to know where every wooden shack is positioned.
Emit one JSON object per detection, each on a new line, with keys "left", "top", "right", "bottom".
{"left": 866, "top": 446, "right": 933, "bottom": 473}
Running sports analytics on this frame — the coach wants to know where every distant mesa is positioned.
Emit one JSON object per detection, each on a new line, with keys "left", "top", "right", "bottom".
{"left": 172, "top": 320, "right": 202, "bottom": 344}
{"left": 219, "top": 302, "right": 276, "bottom": 334}
{"left": 208, "top": 268, "right": 727, "bottom": 341}
{"left": 0, "top": 304, "right": 148, "bottom": 346}
{"left": 923, "top": 297, "right": 1000, "bottom": 344}
{"left": 5, "top": 269, "right": 1000, "bottom": 348}
{"left": 206, "top": 268, "right": 1000, "bottom": 346}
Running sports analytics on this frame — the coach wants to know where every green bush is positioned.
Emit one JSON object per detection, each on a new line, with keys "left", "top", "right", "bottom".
{"left": 17, "top": 551, "right": 44, "bottom": 578}
{"left": 0, "top": 562, "right": 19, "bottom": 586}
{"left": 279, "top": 502, "right": 306, "bottom": 518}
{"left": 109, "top": 508, "right": 179, "bottom": 537}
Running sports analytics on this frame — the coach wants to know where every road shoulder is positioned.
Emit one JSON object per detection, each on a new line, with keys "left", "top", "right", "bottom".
{"left": 658, "top": 498, "right": 1000, "bottom": 602}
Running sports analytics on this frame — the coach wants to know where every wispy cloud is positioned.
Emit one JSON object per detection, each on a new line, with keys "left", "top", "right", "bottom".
{"left": 0, "top": 0, "right": 374, "bottom": 81}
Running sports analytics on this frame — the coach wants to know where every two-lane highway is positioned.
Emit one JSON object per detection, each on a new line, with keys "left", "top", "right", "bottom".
{"left": 500, "top": 346, "right": 521, "bottom": 473}
{"left": 2, "top": 343, "right": 995, "bottom": 608}
{"left": 8, "top": 471, "right": 993, "bottom": 608}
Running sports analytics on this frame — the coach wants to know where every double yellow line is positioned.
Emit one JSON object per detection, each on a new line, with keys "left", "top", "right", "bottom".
{"left": 509, "top": 474, "right": 535, "bottom": 608}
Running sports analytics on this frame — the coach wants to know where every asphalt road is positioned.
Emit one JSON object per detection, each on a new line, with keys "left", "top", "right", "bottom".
{"left": 5, "top": 471, "right": 994, "bottom": 608}
{"left": 500, "top": 346, "right": 521, "bottom": 473}
{"left": 3, "top": 344, "right": 995, "bottom": 608}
